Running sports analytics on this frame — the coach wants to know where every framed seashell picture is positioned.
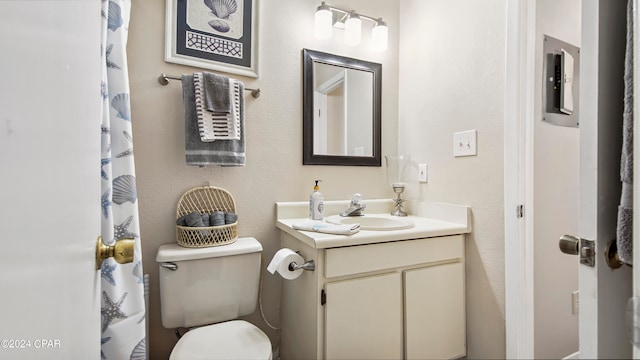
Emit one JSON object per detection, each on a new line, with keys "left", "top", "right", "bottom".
{"left": 165, "top": 0, "right": 259, "bottom": 78}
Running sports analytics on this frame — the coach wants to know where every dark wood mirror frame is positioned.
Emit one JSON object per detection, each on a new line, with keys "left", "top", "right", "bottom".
{"left": 302, "top": 49, "right": 382, "bottom": 166}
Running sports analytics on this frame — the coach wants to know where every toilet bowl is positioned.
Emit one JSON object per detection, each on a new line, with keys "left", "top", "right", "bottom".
{"left": 156, "top": 237, "right": 272, "bottom": 359}
{"left": 170, "top": 320, "right": 272, "bottom": 360}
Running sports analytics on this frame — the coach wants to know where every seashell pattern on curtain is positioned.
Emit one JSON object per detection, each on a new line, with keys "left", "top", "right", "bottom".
{"left": 100, "top": 0, "right": 146, "bottom": 359}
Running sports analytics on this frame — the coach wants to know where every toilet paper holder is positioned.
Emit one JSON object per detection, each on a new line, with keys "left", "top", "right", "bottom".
{"left": 288, "top": 260, "right": 315, "bottom": 272}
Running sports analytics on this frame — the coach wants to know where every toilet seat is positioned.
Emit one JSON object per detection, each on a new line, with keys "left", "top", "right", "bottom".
{"left": 170, "top": 320, "right": 272, "bottom": 360}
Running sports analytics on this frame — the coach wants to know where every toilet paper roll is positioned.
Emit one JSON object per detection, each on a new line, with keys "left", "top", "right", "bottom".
{"left": 267, "top": 248, "right": 304, "bottom": 280}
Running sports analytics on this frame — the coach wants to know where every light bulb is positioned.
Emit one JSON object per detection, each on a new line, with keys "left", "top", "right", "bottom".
{"left": 371, "top": 19, "right": 388, "bottom": 51}
{"left": 344, "top": 11, "right": 361, "bottom": 46}
{"left": 314, "top": 2, "right": 333, "bottom": 40}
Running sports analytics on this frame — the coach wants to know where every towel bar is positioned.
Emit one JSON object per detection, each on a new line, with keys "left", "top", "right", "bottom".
{"left": 158, "top": 73, "right": 261, "bottom": 98}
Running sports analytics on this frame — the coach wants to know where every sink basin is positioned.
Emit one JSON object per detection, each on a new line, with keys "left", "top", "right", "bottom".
{"left": 326, "top": 214, "right": 415, "bottom": 231}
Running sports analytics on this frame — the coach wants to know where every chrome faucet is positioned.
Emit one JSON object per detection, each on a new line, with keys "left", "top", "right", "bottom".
{"left": 340, "top": 193, "right": 366, "bottom": 216}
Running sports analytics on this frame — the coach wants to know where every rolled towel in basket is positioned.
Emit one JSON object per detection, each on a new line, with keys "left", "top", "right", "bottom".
{"left": 184, "top": 211, "right": 205, "bottom": 227}
{"left": 201, "top": 213, "right": 211, "bottom": 226}
{"left": 210, "top": 211, "right": 226, "bottom": 226}
{"left": 225, "top": 212, "right": 238, "bottom": 224}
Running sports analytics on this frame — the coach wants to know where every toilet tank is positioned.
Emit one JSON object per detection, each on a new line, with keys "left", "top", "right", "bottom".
{"left": 156, "top": 237, "right": 263, "bottom": 328}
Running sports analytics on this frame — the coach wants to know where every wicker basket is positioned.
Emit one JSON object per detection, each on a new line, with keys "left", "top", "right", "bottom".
{"left": 175, "top": 186, "right": 238, "bottom": 248}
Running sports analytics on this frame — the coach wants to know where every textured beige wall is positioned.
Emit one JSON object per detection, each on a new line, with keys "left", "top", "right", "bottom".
{"left": 127, "top": 0, "right": 399, "bottom": 358}
{"left": 398, "top": 1, "right": 507, "bottom": 358}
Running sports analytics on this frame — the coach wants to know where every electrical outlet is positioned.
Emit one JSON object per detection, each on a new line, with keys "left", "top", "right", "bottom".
{"left": 453, "top": 130, "right": 477, "bottom": 157}
{"left": 572, "top": 290, "right": 579, "bottom": 315}
{"left": 418, "top": 164, "right": 428, "bottom": 183}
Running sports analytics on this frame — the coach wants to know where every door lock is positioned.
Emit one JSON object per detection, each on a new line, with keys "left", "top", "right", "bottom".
{"left": 559, "top": 234, "right": 595, "bottom": 267}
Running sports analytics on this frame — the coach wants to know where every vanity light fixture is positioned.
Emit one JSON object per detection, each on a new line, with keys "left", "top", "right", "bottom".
{"left": 313, "top": 2, "right": 388, "bottom": 51}
{"left": 344, "top": 11, "right": 362, "bottom": 46}
{"left": 371, "top": 18, "right": 388, "bottom": 51}
{"left": 314, "top": 2, "right": 333, "bottom": 40}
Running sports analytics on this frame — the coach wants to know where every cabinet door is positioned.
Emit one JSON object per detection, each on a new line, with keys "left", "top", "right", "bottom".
{"left": 325, "top": 272, "right": 403, "bottom": 360}
{"left": 404, "top": 262, "right": 465, "bottom": 359}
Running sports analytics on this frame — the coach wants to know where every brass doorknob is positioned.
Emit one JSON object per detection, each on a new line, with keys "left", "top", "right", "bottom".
{"left": 96, "top": 236, "right": 135, "bottom": 270}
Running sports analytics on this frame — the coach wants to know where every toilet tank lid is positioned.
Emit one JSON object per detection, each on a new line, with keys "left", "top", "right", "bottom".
{"left": 156, "top": 237, "right": 262, "bottom": 262}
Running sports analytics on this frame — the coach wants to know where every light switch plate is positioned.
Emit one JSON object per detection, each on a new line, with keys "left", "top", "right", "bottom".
{"left": 418, "top": 164, "right": 428, "bottom": 183}
{"left": 453, "top": 130, "right": 477, "bottom": 157}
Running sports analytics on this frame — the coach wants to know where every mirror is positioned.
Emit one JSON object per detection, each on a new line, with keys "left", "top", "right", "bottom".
{"left": 303, "top": 49, "right": 381, "bottom": 166}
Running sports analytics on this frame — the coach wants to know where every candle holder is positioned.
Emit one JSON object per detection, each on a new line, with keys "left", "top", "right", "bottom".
{"left": 390, "top": 183, "right": 407, "bottom": 217}
{"left": 385, "top": 155, "right": 411, "bottom": 217}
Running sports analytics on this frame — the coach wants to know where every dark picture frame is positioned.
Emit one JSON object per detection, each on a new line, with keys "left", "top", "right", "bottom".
{"left": 165, "top": 0, "right": 259, "bottom": 78}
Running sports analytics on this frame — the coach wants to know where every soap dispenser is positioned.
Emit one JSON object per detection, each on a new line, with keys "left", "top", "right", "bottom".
{"left": 309, "top": 180, "right": 324, "bottom": 220}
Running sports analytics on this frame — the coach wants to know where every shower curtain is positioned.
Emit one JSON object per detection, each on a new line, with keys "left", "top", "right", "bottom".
{"left": 100, "top": 0, "right": 146, "bottom": 358}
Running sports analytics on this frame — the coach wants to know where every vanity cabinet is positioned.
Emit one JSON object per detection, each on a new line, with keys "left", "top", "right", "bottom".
{"left": 325, "top": 272, "right": 403, "bottom": 359}
{"left": 404, "top": 262, "right": 465, "bottom": 359}
{"left": 279, "top": 232, "right": 466, "bottom": 360}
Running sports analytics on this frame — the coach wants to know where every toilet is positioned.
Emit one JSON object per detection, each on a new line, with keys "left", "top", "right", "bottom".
{"left": 156, "top": 237, "right": 272, "bottom": 360}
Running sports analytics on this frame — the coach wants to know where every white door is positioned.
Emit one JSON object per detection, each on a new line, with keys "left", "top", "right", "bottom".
{"left": 0, "top": 1, "right": 102, "bottom": 359}
{"left": 506, "top": 0, "right": 632, "bottom": 358}
{"left": 577, "top": 1, "right": 632, "bottom": 358}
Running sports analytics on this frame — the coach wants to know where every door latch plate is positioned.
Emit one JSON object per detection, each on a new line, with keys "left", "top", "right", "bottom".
{"left": 579, "top": 238, "right": 595, "bottom": 267}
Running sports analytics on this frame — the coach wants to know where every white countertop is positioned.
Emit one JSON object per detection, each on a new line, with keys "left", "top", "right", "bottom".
{"left": 276, "top": 200, "right": 472, "bottom": 249}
